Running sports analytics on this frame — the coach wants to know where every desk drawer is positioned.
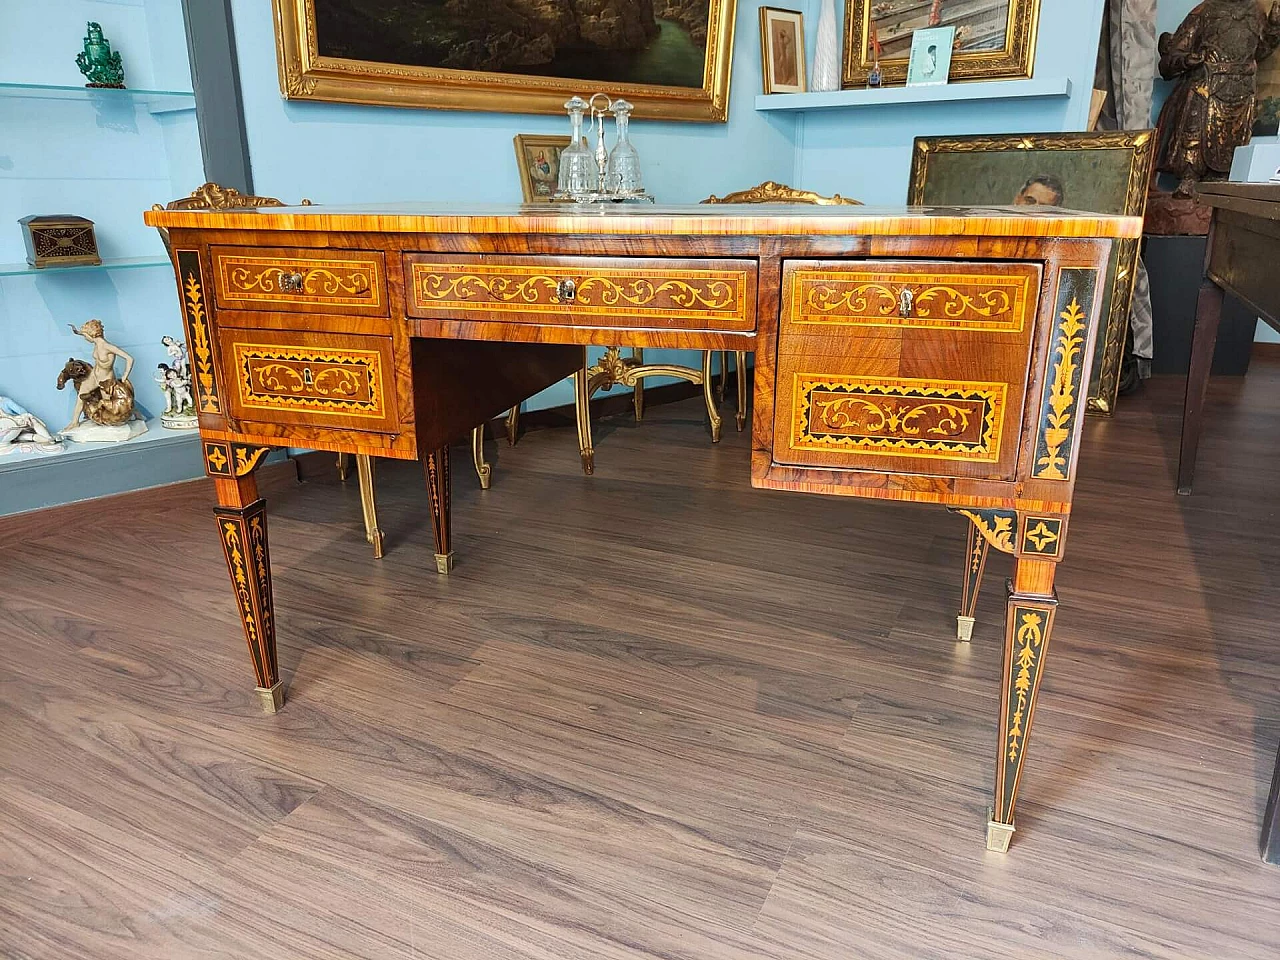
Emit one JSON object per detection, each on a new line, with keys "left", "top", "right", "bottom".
{"left": 217, "top": 326, "right": 399, "bottom": 434}
{"left": 210, "top": 246, "right": 388, "bottom": 317}
{"left": 405, "top": 254, "right": 756, "bottom": 331}
{"left": 773, "top": 259, "right": 1041, "bottom": 482}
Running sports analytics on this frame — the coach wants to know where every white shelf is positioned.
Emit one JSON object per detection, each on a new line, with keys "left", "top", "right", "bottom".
{"left": 755, "top": 77, "right": 1072, "bottom": 113}
{"left": 0, "top": 419, "right": 197, "bottom": 471}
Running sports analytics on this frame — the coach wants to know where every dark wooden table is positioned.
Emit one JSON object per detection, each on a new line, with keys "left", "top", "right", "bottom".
{"left": 1179, "top": 182, "right": 1280, "bottom": 494}
{"left": 1176, "top": 182, "right": 1280, "bottom": 863}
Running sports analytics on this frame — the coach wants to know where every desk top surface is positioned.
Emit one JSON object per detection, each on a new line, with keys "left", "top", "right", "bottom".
{"left": 145, "top": 202, "right": 1143, "bottom": 240}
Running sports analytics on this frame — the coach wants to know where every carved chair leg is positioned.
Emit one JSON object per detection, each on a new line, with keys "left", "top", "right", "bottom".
{"left": 471, "top": 424, "right": 492, "bottom": 490}
{"left": 574, "top": 352, "right": 595, "bottom": 475}
{"left": 632, "top": 347, "right": 645, "bottom": 421}
{"left": 505, "top": 405, "right": 520, "bottom": 446}
{"left": 336, "top": 452, "right": 352, "bottom": 482}
{"left": 424, "top": 446, "right": 453, "bottom": 574}
{"left": 354, "top": 454, "right": 385, "bottom": 559}
{"left": 213, "top": 474, "right": 283, "bottom": 713}
{"left": 958, "top": 519, "right": 990, "bottom": 642}
{"left": 735, "top": 350, "right": 748, "bottom": 432}
{"left": 702, "top": 350, "right": 723, "bottom": 443}
{"left": 988, "top": 557, "right": 1058, "bottom": 853}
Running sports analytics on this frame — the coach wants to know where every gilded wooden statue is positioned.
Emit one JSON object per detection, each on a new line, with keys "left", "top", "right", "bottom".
{"left": 1156, "top": 0, "right": 1280, "bottom": 197}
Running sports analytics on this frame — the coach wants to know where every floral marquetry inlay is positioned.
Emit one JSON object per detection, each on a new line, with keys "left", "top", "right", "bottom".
{"left": 1034, "top": 268, "right": 1098, "bottom": 481}
{"left": 233, "top": 344, "right": 385, "bottom": 419}
{"left": 792, "top": 375, "right": 1006, "bottom": 462}
{"left": 215, "top": 255, "right": 382, "bottom": 308}
{"left": 788, "top": 266, "right": 1035, "bottom": 332}
{"left": 410, "top": 262, "right": 750, "bottom": 321}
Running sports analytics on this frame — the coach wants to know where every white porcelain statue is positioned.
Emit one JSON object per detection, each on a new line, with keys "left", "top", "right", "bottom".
{"left": 0, "top": 395, "right": 63, "bottom": 456}
{"left": 154, "top": 334, "right": 197, "bottom": 429}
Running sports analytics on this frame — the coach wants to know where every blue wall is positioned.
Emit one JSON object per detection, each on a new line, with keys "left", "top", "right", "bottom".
{"left": 0, "top": 0, "right": 202, "bottom": 433}
{"left": 794, "top": 0, "right": 1106, "bottom": 202}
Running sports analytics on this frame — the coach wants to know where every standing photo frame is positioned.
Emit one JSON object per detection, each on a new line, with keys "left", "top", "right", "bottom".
{"left": 906, "top": 26, "right": 956, "bottom": 87}
{"left": 273, "top": 0, "right": 738, "bottom": 122}
{"left": 513, "top": 135, "right": 571, "bottom": 204}
{"left": 759, "top": 7, "right": 807, "bottom": 95}
{"left": 843, "top": 0, "right": 1040, "bottom": 88}
{"left": 909, "top": 130, "right": 1155, "bottom": 415}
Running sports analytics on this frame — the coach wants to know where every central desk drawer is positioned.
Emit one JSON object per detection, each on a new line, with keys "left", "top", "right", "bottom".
{"left": 217, "top": 326, "right": 399, "bottom": 434}
{"left": 210, "top": 246, "right": 388, "bottom": 317}
{"left": 404, "top": 254, "right": 757, "bottom": 331}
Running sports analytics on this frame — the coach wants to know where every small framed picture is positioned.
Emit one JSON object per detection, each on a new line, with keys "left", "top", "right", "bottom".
{"left": 760, "top": 7, "right": 806, "bottom": 95}
{"left": 513, "top": 134, "right": 570, "bottom": 203}
{"left": 906, "top": 26, "right": 956, "bottom": 87}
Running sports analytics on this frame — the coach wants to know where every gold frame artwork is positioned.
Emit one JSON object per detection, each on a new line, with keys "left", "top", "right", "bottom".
{"left": 843, "top": 0, "right": 1041, "bottom": 88}
{"left": 909, "top": 130, "right": 1155, "bottom": 415}
{"left": 513, "top": 135, "right": 571, "bottom": 204}
{"left": 273, "top": 0, "right": 738, "bottom": 122}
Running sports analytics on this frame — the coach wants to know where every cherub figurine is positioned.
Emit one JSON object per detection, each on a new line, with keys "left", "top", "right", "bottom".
{"left": 57, "top": 319, "right": 136, "bottom": 434}
{"left": 0, "top": 395, "right": 61, "bottom": 455}
{"left": 153, "top": 349, "right": 196, "bottom": 430}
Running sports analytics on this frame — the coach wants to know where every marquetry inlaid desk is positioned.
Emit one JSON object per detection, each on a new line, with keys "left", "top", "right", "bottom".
{"left": 144, "top": 202, "right": 1140, "bottom": 852}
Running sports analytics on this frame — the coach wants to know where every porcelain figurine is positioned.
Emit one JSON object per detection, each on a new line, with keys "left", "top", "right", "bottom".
{"left": 76, "top": 21, "right": 125, "bottom": 88}
{"left": 154, "top": 334, "right": 196, "bottom": 429}
{"left": 0, "top": 395, "right": 62, "bottom": 456}
{"left": 57, "top": 319, "right": 146, "bottom": 442}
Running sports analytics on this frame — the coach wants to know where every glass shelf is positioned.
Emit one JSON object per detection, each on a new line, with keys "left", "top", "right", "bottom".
{"left": 0, "top": 81, "right": 195, "bottom": 113}
{"left": 0, "top": 256, "right": 171, "bottom": 278}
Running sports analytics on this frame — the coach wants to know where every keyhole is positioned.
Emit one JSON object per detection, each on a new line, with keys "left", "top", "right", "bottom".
{"left": 898, "top": 288, "right": 915, "bottom": 318}
{"left": 303, "top": 367, "right": 314, "bottom": 387}
{"left": 556, "top": 278, "right": 577, "bottom": 303}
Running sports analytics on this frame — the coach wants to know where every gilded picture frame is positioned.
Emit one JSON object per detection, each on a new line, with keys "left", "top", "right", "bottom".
{"left": 843, "top": 0, "right": 1040, "bottom": 88}
{"left": 909, "top": 131, "right": 1155, "bottom": 415}
{"left": 273, "top": 0, "right": 738, "bottom": 122}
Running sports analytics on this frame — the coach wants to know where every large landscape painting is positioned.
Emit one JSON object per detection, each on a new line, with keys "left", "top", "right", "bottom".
{"left": 275, "top": 0, "right": 736, "bottom": 120}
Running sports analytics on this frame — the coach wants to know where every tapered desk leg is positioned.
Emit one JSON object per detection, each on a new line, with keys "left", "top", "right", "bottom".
{"left": 735, "top": 350, "right": 748, "bottom": 432}
{"left": 574, "top": 360, "right": 595, "bottom": 475}
{"left": 989, "top": 557, "right": 1058, "bottom": 852}
{"left": 212, "top": 474, "right": 282, "bottom": 713}
{"left": 958, "top": 520, "right": 990, "bottom": 643}
{"left": 355, "top": 454, "right": 385, "bottom": 558}
{"left": 1177, "top": 278, "right": 1224, "bottom": 496}
{"left": 702, "top": 350, "right": 722, "bottom": 443}
{"left": 425, "top": 446, "right": 453, "bottom": 574}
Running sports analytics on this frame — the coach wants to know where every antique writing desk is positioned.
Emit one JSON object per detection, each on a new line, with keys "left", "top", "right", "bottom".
{"left": 144, "top": 202, "right": 1140, "bottom": 851}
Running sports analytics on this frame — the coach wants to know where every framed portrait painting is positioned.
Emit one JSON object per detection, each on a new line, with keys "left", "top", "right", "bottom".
{"left": 843, "top": 0, "right": 1040, "bottom": 88}
{"left": 909, "top": 131, "right": 1155, "bottom": 415}
{"left": 759, "top": 8, "right": 806, "bottom": 95}
{"left": 273, "top": 0, "right": 737, "bottom": 122}
{"left": 514, "top": 135, "right": 570, "bottom": 203}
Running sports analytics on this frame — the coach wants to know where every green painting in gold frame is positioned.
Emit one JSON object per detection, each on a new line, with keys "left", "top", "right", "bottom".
{"left": 273, "top": 0, "right": 737, "bottom": 122}
{"left": 843, "top": 0, "right": 1040, "bottom": 88}
{"left": 909, "top": 131, "right": 1155, "bottom": 416}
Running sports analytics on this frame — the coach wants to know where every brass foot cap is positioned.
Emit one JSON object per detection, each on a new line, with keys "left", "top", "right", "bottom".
{"left": 580, "top": 451, "right": 595, "bottom": 476}
{"left": 956, "top": 615, "right": 975, "bottom": 643}
{"left": 257, "top": 681, "right": 285, "bottom": 714}
{"left": 434, "top": 552, "right": 454, "bottom": 575}
{"left": 478, "top": 470, "right": 492, "bottom": 491}
{"left": 986, "top": 815, "right": 1015, "bottom": 853}
{"left": 736, "top": 415, "right": 746, "bottom": 432}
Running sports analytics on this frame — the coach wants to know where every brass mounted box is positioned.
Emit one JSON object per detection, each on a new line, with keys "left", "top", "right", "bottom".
{"left": 18, "top": 214, "right": 102, "bottom": 268}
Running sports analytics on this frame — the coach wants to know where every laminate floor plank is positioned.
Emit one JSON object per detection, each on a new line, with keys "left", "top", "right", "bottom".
{"left": 4, "top": 368, "right": 1280, "bottom": 958}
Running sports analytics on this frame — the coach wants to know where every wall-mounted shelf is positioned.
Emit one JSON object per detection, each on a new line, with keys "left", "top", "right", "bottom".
{"left": 0, "top": 256, "right": 171, "bottom": 278}
{"left": 0, "top": 81, "right": 195, "bottom": 114}
{"left": 755, "top": 77, "right": 1072, "bottom": 114}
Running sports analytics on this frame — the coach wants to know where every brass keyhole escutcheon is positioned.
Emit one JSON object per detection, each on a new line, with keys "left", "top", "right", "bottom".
{"left": 280, "top": 269, "right": 306, "bottom": 293}
{"left": 556, "top": 278, "right": 577, "bottom": 303}
{"left": 898, "top": 287, "right": 915, "bottom": 318}
{"left": 302, "top": 366, "right": 315, "bottom": 387}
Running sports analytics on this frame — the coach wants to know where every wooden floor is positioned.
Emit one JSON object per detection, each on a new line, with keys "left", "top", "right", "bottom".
{"left": 4, "top": 366, "right": 1280, "bottom": 959}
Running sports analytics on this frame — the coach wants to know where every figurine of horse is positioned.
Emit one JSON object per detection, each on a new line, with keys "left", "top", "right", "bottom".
{"left": 57, "top": 357, "right": 134, "bottom": 426}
